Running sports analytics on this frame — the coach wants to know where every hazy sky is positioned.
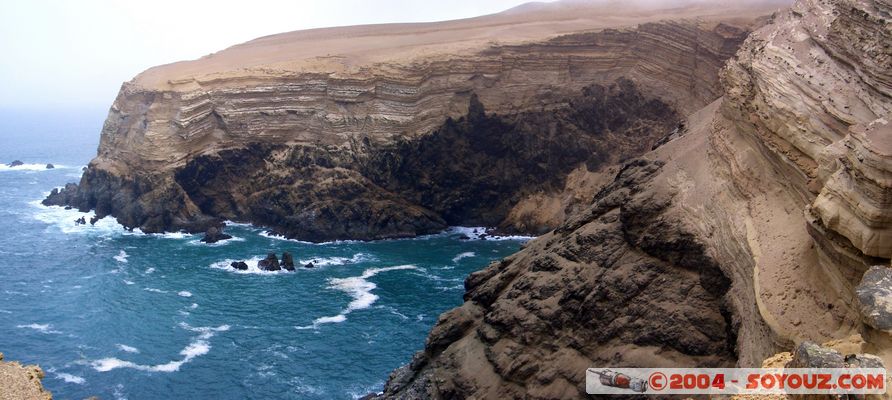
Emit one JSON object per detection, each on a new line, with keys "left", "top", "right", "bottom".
{"left": 0, "top": 0, "right": 538, "bottom": 109}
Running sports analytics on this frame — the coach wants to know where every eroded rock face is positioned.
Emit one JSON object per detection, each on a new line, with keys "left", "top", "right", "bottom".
{"left": 47, "top": 11, "right": 758, "bottom": 241}
{"left": 378, "top": 160, "right": 740, "bottom": 398}
{"left": 721, "top": 0, "right": 892, "bottom": 261}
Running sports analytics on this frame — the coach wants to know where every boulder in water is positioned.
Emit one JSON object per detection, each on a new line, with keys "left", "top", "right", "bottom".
{"left": 200, "top": 226, "right": 232, "bottom": 243}
{"left": 89, "top": 215, "right": 101, "bottom": 225}
{"left": 304, "top": 262, "right": 315, "bottom": 269}
{"left": 74, "top": 216, "right": 86, "bottom": 225}
{"left": 45, "top": 164, "right": 54, "bottom": 169}
{"left": 258, "top": 253, "right": 280, "bottom": 271}
{"left": 7, "top": 160, "right": 23, "bottom": 167}
{"left": 230, "top": 261, "right": 248, "bottom": 270}
{"left": 282, "top": 252, "right": 295, "bottom": 271}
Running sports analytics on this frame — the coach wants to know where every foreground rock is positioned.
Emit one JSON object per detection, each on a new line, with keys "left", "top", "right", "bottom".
{"left": 0, "top": 353, "right": 52, "bottom": 400}
{"left": 856, "top": 265, "right": 892, "bottom": 335}
{"left": 200, "top": 226, "right": 232, "bottom": 244}
{"left": 230, "top": 261, "right": 248, "bottom": 270}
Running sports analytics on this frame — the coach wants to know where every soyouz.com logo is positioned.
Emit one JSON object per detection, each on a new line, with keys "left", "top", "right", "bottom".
{"left": 586, "top": 368, "right": 888, "bottom": 395}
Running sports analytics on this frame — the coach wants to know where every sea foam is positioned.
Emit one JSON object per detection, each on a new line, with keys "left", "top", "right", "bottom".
{"left": 92, "top": 324, "right": 229, "bottom": 373}
{"left": 451, "top": 252, "right": 475, "bottom": 263}
{"left": 298, "top": 265, "right": 417, "bottom": 329}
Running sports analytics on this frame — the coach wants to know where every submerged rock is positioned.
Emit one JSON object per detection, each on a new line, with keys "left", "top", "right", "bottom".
{"left": 7, "top": 160, "right": 23, "bottom": 167}
{"left": 258, "top": 253, "right": 280, "bottom": 271}
{"left": 855, "top": 265, "right": 892, "bottom": 334}
{"left": 200, "top": 226, "right": 232, "bottom": 244}
{"left": 230, "top": 261, "right": 248, "bottom": 270}
{"left": 282, "top": 252, "right": 295, "bottom": 271}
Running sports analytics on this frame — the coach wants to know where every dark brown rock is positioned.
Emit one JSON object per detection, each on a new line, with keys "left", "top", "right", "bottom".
{"left": 282, "top": 252, "right": 295, "bottom": 271}
{"left": 258, "top": 253, "right": 280, "bottom": 271}
{"left": 200, "top": 226, "right": 232, "bottom": 244}
{"left": 230, "top": 261, "right": 248, "bottom": 270}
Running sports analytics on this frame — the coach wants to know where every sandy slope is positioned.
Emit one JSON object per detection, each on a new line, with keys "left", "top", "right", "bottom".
{"left": 133, "top": 0, "right": 787, "bottom": 90}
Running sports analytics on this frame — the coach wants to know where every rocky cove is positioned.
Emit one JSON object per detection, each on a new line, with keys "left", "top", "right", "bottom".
{"left": 17, "top": 0, "right": 892, "bottom": 398}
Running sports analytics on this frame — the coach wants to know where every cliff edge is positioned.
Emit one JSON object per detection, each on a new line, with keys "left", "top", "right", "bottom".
{"left": 45, "top": 0, "right": 780, "bottom": 241}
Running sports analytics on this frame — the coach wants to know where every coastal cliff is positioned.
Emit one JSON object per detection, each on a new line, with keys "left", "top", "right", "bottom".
{"left": 375, "top": 0, "right": 892, "bottom": 397}
{"left": 44, "top": 1, "right": 770, "bottom": 241}
{"left": 43, "top": 0, "right": 892, "bottom": 398}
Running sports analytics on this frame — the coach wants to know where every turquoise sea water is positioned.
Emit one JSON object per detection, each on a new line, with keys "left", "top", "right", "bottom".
{"left": 0, "top": 109, "right": 528, "bottom": 399}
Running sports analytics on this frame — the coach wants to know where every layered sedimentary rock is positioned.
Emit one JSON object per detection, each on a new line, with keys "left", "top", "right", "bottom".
{"left": 44, "top": 1, "right": 770, "bottom": 240}
{"left": 378, "top": 0, "right": 892, "bottom": 398}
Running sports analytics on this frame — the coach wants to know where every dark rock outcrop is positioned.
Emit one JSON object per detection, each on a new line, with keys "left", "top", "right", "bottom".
{"left": 45, "top": 164, "right": 54, "bottom": 169}
{"left": 378, "top": 160, "right": 738, "bottom": 398}
{"left": 74, "top": 216, "right": 86, "bottom": 225}
{"left": 304, "top": 262, "right": 315, "bottom": 269}
{"left": 200, "top": 226, "right": 232, "bottom": 244}
{"left": 230, "top": 261, "right": 248, "bottom": 270}
{"left": 7, "top": 160, "right": 23, "bottom": 167}
{"left": 258, "top": 253, "right": 280, "bottom": 271}
{"left": 282, "top": 252, "right": 295, "bottom": 271}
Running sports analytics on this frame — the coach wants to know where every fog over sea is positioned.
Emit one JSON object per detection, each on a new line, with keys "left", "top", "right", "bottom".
{"left": 0, "top": 108, "right": 529, "bottom": 399}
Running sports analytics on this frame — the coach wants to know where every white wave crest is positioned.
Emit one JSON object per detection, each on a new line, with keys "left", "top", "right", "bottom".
{"left": 297, "top": 265, "right": 417, "bottom": 329}
{"left": 209, "top": 256, "right": 291, "bottom": 275}
{"left": 451, "top": 252, "right": 476, "bottom": 263}
{"left": 16, "top": 323, "right": 61, "bottom": 334}
{"left": 0, "top": 163, "right": 69, "bottom": 172}
{"left": 29, "top": 200, "right": 131, "bottom": 236}
{"left": 52, "top": 371, "right": 85, "bottom": 384}
{"left": 117, "top": 344, "right": 139, "bottom": 353}
{"left": 177, "top": 291, "right": 192, "bottom": 298}
{"left": 187, "top": 236, "right": 245, "bottom": 246}
{"left": 298, "top": 253, "right": 374, "bottom": 267}
{"left": 445, "top": 226, "right": 536, "bottom": 241}
{"left": 92, "top": 324, "right": 229, "bottom": 373}
{"left": 114, "top": 250, "right": 128, "bottom": 263}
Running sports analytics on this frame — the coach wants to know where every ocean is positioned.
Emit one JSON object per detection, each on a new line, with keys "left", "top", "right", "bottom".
{"left": 0, "top": 108, "right": 529, "bottom": 399}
